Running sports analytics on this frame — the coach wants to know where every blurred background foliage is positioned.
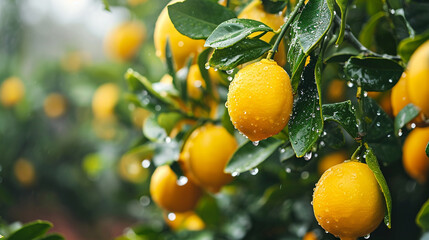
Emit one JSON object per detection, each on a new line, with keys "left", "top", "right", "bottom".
{"left": 0, "top": 0, "right": 428, "bottom": 239}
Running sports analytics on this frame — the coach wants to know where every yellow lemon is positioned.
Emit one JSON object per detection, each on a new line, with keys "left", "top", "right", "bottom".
{"left": 317, "top": 151, "right": 347, "bottom": 175}
{"left": 163, "top": 211, "right": 205, "bottom": 231}
{"left": 407, "top": 40, "right": 429, "bottom": 117}
{"left": 14, "top": 158, "right": 36, "bottom": 187}
{"left": 118, "top": 153, "right": 150, "bottom": 184}
{"left": 313, "top": 161, "right": 385, "bottom": 240}
{"left": 0, "top": 76, "right": 25, "bottom": 107}
{"left": 391, "top": 72, "right": 424, "bottom": 123}
{"left": 92, "top": 83, "right": 120, "bottom": 119}
{"left": 104, "top": 21, "right": 146, "bottom": 61}
{"left": 402, "top": 127, "right": 429, "bottom": 183}
{"left": 150, "top": 165, "right": 202, "bottom": 212}
{"left": 44, "top": 93, "right": 67, "bottom": 118}
{"left": 227, "top": 59, "right": 293, "bottom": 141}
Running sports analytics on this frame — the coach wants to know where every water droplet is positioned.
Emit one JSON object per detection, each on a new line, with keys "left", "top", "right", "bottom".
{"left": 310, "top": 201, "right": 313, "bottom": 205}
{"left": 141, "top": 159, "right": 151, "bottom": 168}
{"left": 304, "top": 152, "right": 312, "bottom": 161}
{"left": 301, "top": 171, "right": 309, "bottom": 179}
{"left": 177, "top": 176, "right": 188, "bottom": 186}
{"left": 205, "top": 63, "right": 210, "bottom": 69}
{"left": 376, "top": 111, "right": 381, "bottom": 116}
{"left": 376, "top": 122, "right": 381, "bottom": 127}
{"left": 177, "top": 41, "right": 184, "bottom": 47}
{"left": 232, "top": 171, "right": 240, "bottom": 177}
{"left": 168, "top": 212, "right": 176, "bottom": 221}
{"left": 280, "top": 148, "right": 286, "bottom": 153}
{"left": 250, "top": 168, "right": 259, "bottom": 175}
{"left": 363, "top": 91, "right": 368, "bottom": 97}
{"left": 139, "top": 196, "right": 151, "bottom": 207}
{"left": 388, "top": 79, "right": 393, "bottom": 83}
{"left": 319, "top": 141, "right": 325, "bottom": 147}
{"left": 364, "top": 234, "right": 370, "bottom": 239}
{"left": 398, "top": 129, "right": 403, "bottom": 136}
{"left": 155, "top": 105, "right": 162, "bottom": 111}
{"left": 325, "top": 230, "right": 329, "bottom": 234}
{"left": 226, "top": 69, "right": 234, "bottom": 75}
{"left": 252, "top": 141, "right": 259, "bottom": 146}
{"left": 285, "top": 168, "right": 291, "bottom": 173}
{"left": 227, "top": 76, "right": 233, "bottom": 81}
{"left": 347, "top": 81, "right": 354, "bottom": 88}
{"left": 411, "top": 123, "right": 416, "bottom": 129}
{"left": 165, "top": 137, "right": 172, "bottom": 143}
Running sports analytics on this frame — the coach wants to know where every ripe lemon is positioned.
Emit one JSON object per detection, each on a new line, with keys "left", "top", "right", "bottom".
{"left": 313, "top": 161, "right": 385, "bottom": 240}
{"left": 154, "top": 1, "right": 205, "bottom": 70}
{"left": 44, "top": 93, "right": 67, "bottom": 118}
{"left": 14, "top": 158, "right": 36, "bottom": 187}
{"left": 150, "top": 165, "right": 202, "bottom": 213}
{"left": 163, "top": 211, "right": 205, "bottom": 231}
{"left": 187, "top": 64, "right": 207, "bottom": 100}
{"left": 317, "top": 151, "right": 347, "bottom": 175}
{"left": 303, "top": 231, "right": 318, "bottom": 240}
{"left": 227, "top": 59, "right": 293, "bottom": 141}
{"left": 118, "top": 153, "right": 149, "bottom": 183}
{"left": 92, "top": 83, "right": 120, "bottom": 119}
{"left": 326, "top": 79, "right": 346, "bottom": 103}
{"left": 391, "top": 72, "right": 424, "bottom": 122}
{"left": 0, "top": 76, "right": 25, "bottom": 107}
{"left": 104, "top": 21, "right": 146, "bottom": 61}
{"left": 407, "top": 40, "right": 429, "bottom": 117}
{"left": 131, "top": 107, "right": 150, "bottom": 128}
{"left": 238, "top": 0, "right": 286, "bottom": 66}
{"left": 180, "top": 124, "right": 238, "bottom": 193}
{"left": 402, "top": 127, "right": 429, "bottom": 183}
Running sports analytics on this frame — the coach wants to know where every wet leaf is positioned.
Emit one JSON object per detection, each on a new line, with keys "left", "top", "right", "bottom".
{"left": 288, "top": 58, "right": 323, "bottom": 157}
{"left": 205, "top": 19, "right": 273, "bottom": 49}
{"left": 364, "top": 145, "right": 392, "bottom": 228}
{"left": 344, "top": 56, "right": 403, "bottom": 91}
{"left": 287, "top": 20, "right": 306, "bottom": 92}
{"left": 320, "top": 121, "right": 345, "bottom": 149}
{"left": 364, "top": 97, "right": 394, "bottom": 142}
{"left": 322, "top": 101, "right": 358, "bottom": 138}
{"left": 296, "top": 0, "right": 334, "bottom": 54}
{"left": 335, "top": 0, "right": 349, "bottom": 45}
{"left": 324, "top": 39, "right": 359, "bottom": 63}
{"left": 168, "top": 0, "right": 236, "bottom": 39}
{"left": 262, "top": 0, "right": 287, "bottom": 14}
{"left": 394, "top": 103, "right": 420, "bottom": 136}
{"left": 209, "top": 38, "right": 271, "bottom": 70}
{"left": 7, "top": 220, "right": 52, "bottom": 240}
{"left": 417, "top": 199, "right": 429, "bottom": 231}
{"left": 398, "top": 31, "right": 429, "bottom": 63}
{"left": 225, "top": 138, "right": 284, "bottom": 174}
{"left": 368, "top": 135, "right": 401, "bottom": 165}
{"left": 359, "top": 12, "right": 385, "bottom": 48}
{"left": 37, "top": 234, "right": 65, "bottom": 240}
{"left": 221, "top": 107, "right": 235, "bottom": 135}
{"left": 198, "top": 48, "right": 214, "bottom": 96}
{"left": 143, "top": 115, "right": 168, "bottom": 142}
{"left": 153, "top": 140, "right": 180, "bottom": 167}
{"left": 279, "top": 146, "right": 295, "bottom": 162}
{"left": 165, "top": 38, "right": 176, "bottom": 76}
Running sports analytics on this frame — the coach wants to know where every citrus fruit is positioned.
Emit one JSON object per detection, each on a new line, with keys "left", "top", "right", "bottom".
{"left": 227, "top": 59, "right": 293, "bottom": 141}
{"left": 150, "top": 165, "right": 202, "bottom": 212}
{"left": 118, "top": 153, "right": 149, "bottom": 184}
{"left": 92, "top": 83, "right": 120, "bottom": 119}
{"left": 407, "top": 40, "right": 429, "bottom": 117}
{"left": 154, "top": 0, "right": 205, "bottom": 70}
{"left": 187, "top": 64, "right": 207, "bottom": 100}
{"left": 391, "top": 72, "right": 424, "bottom": 122}
{"left": 238, "top": 0, "right": 286, "bottom": 66}
{"left": 44, "top": 93, "right": 67, "bottom": 118}
{"left": 326, "top": 79, "right": 346, "bottom": 103}
{"left": 317, "top": 151, "right": 347, "bottom": 175}
{"left": 402, "top": 127, "right": 429, "bottom": 183}
{"left": 14, "top": 158, "right": 36, "bottom": 187}
{"left": 313, "top": 161, "right": 385, "bottom": 240}
{"left": 180, "top": 124, "right": 238, "bottom": 193}
{"left": 104, "top": 21, "right": 146, "bottom": 61}
{"left": 163, "top": 211, "right": 205, "bottom": 231}
{"left": 303, "top": 231, "right": 318, "bottom": 240}
{"left": 0, "top": 76, "right": 25, "bottom": 107}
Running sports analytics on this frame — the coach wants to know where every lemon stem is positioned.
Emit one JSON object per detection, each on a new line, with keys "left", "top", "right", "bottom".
{"left": 351, "top": 144, "right": 363, "bottom": 161}
{"left": 267, "top": 0, "right": 306, "bottom": 60}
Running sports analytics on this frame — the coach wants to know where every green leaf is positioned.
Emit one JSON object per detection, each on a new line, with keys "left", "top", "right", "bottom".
{"left": 398, "top": 31, "right": 429, "bottom": 63}
{"left": 198, "top": 48, "right": 214, "bottom": 97}
{"left": 358, "top": 12, "right": 385, "bottom": 48}
{"left": 344, "top": 56, "right": 403, "bottom": 91}
{"left": 6, "top": 221, "right": 52, "bottom": 240}
{"left": 225, "top": 138, "right": 284, "bottom": 174}
{"left": 320, "top": 121, "right": 345, "bottom": 149}
{"left": 37, "top": 234, "right": 65, "bottom": 240}
{"left": 125, "top": 69, "right": 175, "bottom": 113}
{"left": 288, "top": 58, "right": 323, "bottom": 157}
{"left": 335, "top": 0, "right": 349, "bottom": 45}
{"left": 324, "top": 38, "right": 359, "bottom": 63}
{"left": 287, "top": 20, "right": 307, "bottom": 92}
{"left": 102, "top": 0, "right": 110, "bottom": 11}
{"left": 143, "top": 115, "right": 168, "bottom": 143}
{"left": 368, "top": 135, "right": 401, "bottom": 165}
{"left": 153, "top": 140, "right": 180, "bottom": 167}
{"left": 279, "top": 146, "right": 295, "bottom": 162}
{"left": 417, "top": 199, "right": 429, "bottom": 231}
{"left": 296, "top": 0, "right": 334, "bottom": 54}
{"left": 165, "top": 38, "right": 176, "bottom": 78}
{"left": 157, "top": 112, "right": 183, "bottom": 136}
{"left": 205, "top": 19, "right": 273, "bottom": 49}
{"left": 394, "top": 103, "right": 420, "bottom": 136}
{"left": 209, "top": 38, "right": 271, "bottom": 70}
{"left": 426, "top": 142, "right": 429, "bottom": 158}
{"left": 221, "top": 107, "right": 235, "bottom": 135}
{"left": 168, "top": 0, "right": 236, "bottom": 40}
{"left": 262, "top": 0, "right": 287, "bottom": 14}
{"left": 363, "top": 97, "right": 394, "bottom": 142}
{"left": 364, "top": 145, "right": 392, "bottom": 229}
{"left": 322, "top": 101, "right": 358, "bottom": 138}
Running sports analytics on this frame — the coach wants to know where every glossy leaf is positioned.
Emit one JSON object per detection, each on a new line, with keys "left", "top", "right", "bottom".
{"left": 205, "top": 19, "right": 273, "bottom": 49}
{"left": 225, "top": 138, "right": 283, "bottom": 174}
{"left": 324, "top": 39, "right": 359, "bottom": 63}
{"left": 335, "top": 0, "right": 349, "bottom": 45}
{"left": 165, "top": 38, "right": 176, "bottom": 77}
{"left": 427, "top": 142, "right": 429, "bottom": 158}
{"left": 394, "top": 103, "right": 420, "bottom": 136}
{"left": 153, "top": 140, "right": 180, "bottom": 167}
{"left": 296, "top": 0, "right": 334, "bottom": 54}
{"left": 37, "top": 234, "right": 65, "bottom": 240}
{"left": 288, "top": 59, "right": 323, "bottom": 157}
{"left": 157, "top": 112, "right": 183, "bottom": 136}
{"left": 287, "top": 20, "right": 306, "bottom": 92}
{"left": 398, "top": 31, "right": 429, "bottom": 63}
{"left": 198, "top": 48, "right": 214, "bottom": 96}
{"left": 417, "top": 199, "right": 429, "bottom": 231}
{"left": 168, "top": 0, "right": 236, "bottom": 39}
{"left": 279, "top": 146, "right": 295, "bottom": 162}
{"left": 368, "top": 135, "right": 401, "bottom": 165}
{"left": 364, "top": 145, "right": 392, "bottom": 229}
{"left": 358, "top": 12, "right": 385, "bottom": 48}
{"left": 320, "top": 121, "right": 345, "bottom": 149}
{"left": 221, "top": 107, "right": 235, "bottom": 135}
{"left": 6, "top": 221, "right": 52, "bottom": 240}
{"left": 262, "top": 0, "right": 287, "bottom": 14}
{"left": 322, "top": 101, "right": 358, "bottom": 138}
{"left": 209, "top": 38, "right": 271, "bottom": 70}
{"left": 364, "top": 97, "right": 394, "bottom": 142}
{"left": 125, "top": 69, "right": 175, "bottom": 113}
{"left": 344, "top": 56, "right": 403, "bottom": 91}
{"left": 143, "top": 115, "right": 168, "bottom": 143}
